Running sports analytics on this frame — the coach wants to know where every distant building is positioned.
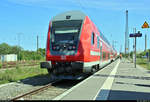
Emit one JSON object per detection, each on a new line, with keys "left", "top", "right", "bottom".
{"left": 0, "top": 54, "right": 17, "bottom": 62}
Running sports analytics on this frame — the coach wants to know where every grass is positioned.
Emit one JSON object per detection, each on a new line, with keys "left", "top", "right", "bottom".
{"left": 135, "top": 58, "right": 150, "bottom": 70}
{"left": 0, "top": 65, "right": 48, "bottom": 85}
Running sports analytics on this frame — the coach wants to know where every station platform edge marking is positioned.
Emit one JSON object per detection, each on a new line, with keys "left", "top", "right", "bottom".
{"left": 93, "top": 59, "right": 120, "bottom": 100}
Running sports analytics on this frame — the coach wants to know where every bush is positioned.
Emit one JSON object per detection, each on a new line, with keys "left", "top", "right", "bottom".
{"left": 0, "top": 63, "right": 2, "bottom": 69}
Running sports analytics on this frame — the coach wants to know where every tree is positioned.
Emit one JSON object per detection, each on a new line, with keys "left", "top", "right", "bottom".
{"left": 38, "top": 48, "right": 45, "bottom": 56}
{"left": 0, "top": 43, "right": 11, "bottom": 54}
{"left": 0, "top": 43, "right": 45, "bottom": 61}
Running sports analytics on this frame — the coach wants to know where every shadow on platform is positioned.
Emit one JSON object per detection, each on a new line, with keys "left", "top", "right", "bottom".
{"left": 93, "top": 74, "right": 150, "bottom": 80}
{"left": 115, "top": 81, "right": 150, "bottom": 88}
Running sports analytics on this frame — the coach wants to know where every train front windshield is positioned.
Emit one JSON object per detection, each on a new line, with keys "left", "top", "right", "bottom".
{"left": 51, "top": 20, "right": 82, "bottom": 45}
{"left": 53, "top": 28, "right": 79, "bottom": 44}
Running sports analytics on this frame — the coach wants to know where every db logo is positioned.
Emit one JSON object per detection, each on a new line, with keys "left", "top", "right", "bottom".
{"left": 61, "top": 55, "right": 66, "bottom": 60}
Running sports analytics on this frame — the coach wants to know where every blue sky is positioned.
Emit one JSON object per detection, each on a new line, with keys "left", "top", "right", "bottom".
{"left": 0, "top": 0, "right": 150, "bottom": 53}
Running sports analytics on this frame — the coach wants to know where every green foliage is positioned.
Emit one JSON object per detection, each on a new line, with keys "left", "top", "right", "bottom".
{"left": 0, "top": 63, "right": 2, "bottom": 69}
{"left": 0, "top": 43, "right": 22, "bottom": 55}
{"left": 0, "top": 43, "right": 45, "bottom": 61}
{"left": 19, "top": 50, "right": 45, "bottom": 61}
{"left": 147, "top": 63, "right": 150, "bottom": 70}
{"left": 16, "top": 64, "right": 19, "bottom": 69}
{"left": 122, "top": 53, "right": 128, "bottom": 58}
{"left": 38, "top": 48, "right": 45, "bottom": 56}
{"left": 122, "top": 50, "right": 150, "bottom": 59}
{"left": 122, "top": 50, "right": 150, "bottom": 70}
{"left": 136, "top": 58, "right": 147, "bottom": 64}
{"left": 0, "top": 43, "right": 11, "bottom": 54}
{"left": 136, "top": 58, "right": 150, "bottom": 70}
{"left": 137, "top": 51, "right": 147, "bottom": 58}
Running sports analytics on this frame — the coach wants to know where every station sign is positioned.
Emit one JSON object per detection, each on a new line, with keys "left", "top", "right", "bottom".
{"left": 129, "top": 31, "right": 142, "bottom": 37}
{"left": 129, "top": 34, "right": 136, "bottom": 37}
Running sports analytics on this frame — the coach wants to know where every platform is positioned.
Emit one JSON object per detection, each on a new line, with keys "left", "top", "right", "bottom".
{"left": 53, "top": 59, "right": 150, "bottom": 100}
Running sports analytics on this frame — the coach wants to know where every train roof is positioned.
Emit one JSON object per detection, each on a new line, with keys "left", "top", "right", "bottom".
{"left": 51, "top": 10, "right": 86, "bottom": 21}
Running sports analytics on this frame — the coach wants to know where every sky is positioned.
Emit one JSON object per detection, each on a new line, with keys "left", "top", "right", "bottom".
{"left": 0, "top": 0, "right": 150, "bottom": 53}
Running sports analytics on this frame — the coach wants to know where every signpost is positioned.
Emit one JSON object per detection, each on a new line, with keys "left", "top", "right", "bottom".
{"left": 129, "top": 31, "right": 142, "bottom": 68}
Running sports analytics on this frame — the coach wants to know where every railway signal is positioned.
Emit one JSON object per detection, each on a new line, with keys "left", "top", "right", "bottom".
{"left": 129, "top": 31, "right": 142, "bottom": 68}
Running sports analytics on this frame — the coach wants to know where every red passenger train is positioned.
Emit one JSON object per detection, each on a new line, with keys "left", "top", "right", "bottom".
{"left": 40, "top": 11, "right": 117, "bottom": 79}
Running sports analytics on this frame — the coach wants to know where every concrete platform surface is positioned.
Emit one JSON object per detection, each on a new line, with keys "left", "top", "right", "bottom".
{"left": 53, "top": 59, "right": 150, "bottom": 100}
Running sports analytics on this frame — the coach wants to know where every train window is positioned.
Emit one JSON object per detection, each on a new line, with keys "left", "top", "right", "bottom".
{"left": 51, "top": 20, "right": 82, "bottom": 44}
{"left": 91, "top": 32, "right": 95, "bottom": 45}
{"left": 97, "top": 36, "right": 99, "bottom": 48}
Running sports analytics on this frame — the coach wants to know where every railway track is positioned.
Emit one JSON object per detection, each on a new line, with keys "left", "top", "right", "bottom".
{"left": 10, "top": 79, "right": 82, "bottom": 101}
{"left": 1, "top": 64, "right": 39, "bottom": 69}
{"left": 0, "top": 61, "right": 40, "bottom": 69}
{"left": 10, "top": 80, "right": 60, "bottom": 101}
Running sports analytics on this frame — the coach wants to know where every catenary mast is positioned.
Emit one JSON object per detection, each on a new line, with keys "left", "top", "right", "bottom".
{"left": 125, "top": 10, "right": 129, "bottom": 55}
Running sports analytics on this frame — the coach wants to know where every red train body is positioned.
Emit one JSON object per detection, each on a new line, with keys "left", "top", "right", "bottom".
{"left": 41, "top": 11, "right": 117, "bottom": 79}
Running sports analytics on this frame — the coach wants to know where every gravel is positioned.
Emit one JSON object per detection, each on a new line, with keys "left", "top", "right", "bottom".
{"left": 23, "top": 86, "right": 68, "bottom": 100}
{"left": 0, "top": 74, "right": 81, "bottom": 100}
{"left": 21, "top": 80, "right": 81, "bottom": 100}
{"left": 0, "top": 74, "right": 52, "bottom": 100}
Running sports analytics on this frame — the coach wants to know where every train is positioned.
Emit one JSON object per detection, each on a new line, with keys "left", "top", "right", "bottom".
{"left": 40, "top": 10, "right": 118, "bottom": 80}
